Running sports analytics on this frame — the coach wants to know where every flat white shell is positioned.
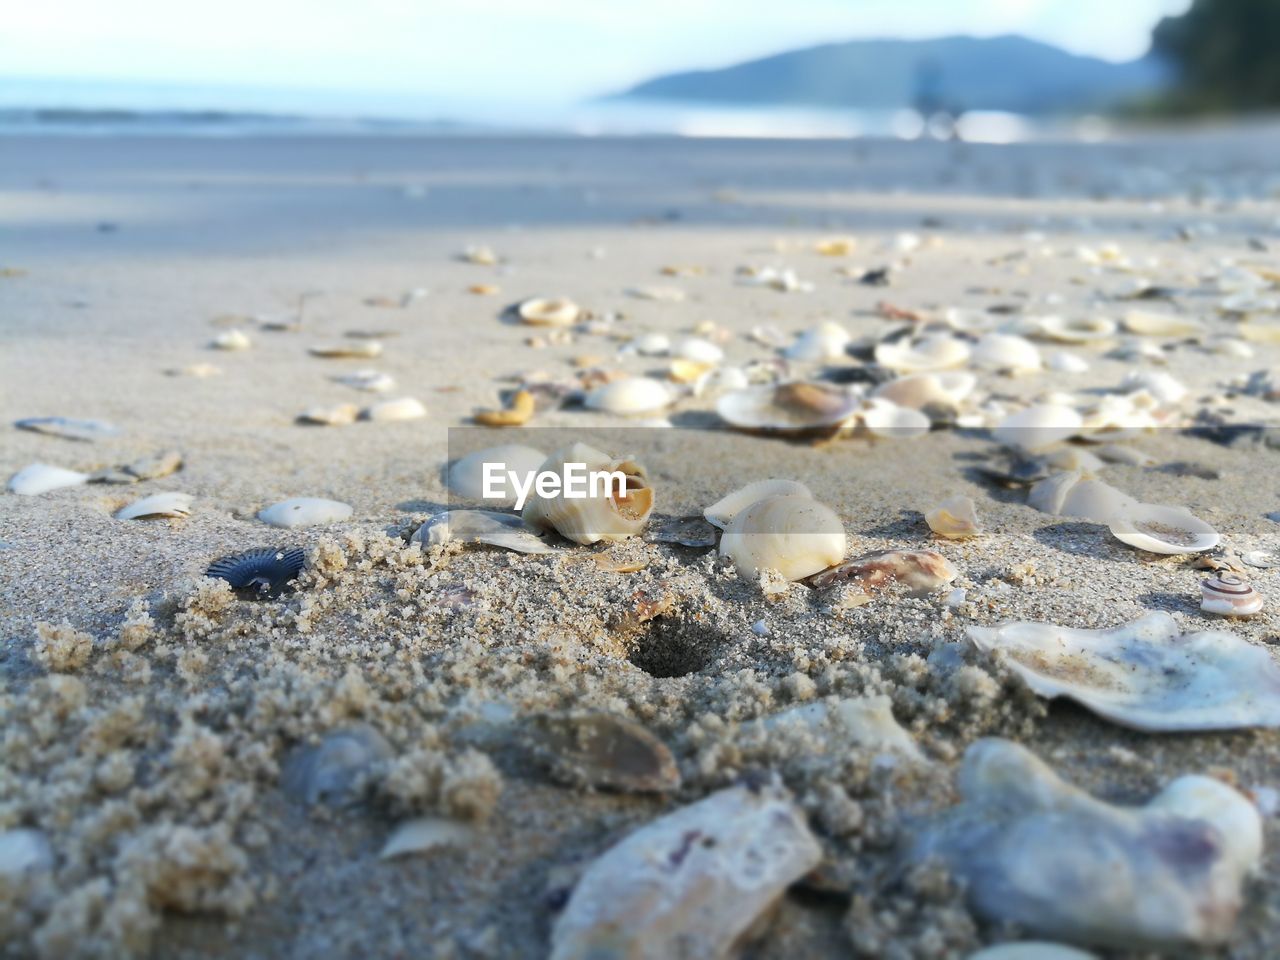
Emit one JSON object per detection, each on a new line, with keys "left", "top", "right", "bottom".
{"left": 1108, "top": 503, "right": 1219, "bottom": 554}
{"left": 379, "top": 817, "right": 476, "bottom": 860}
{"left": 447, "top": 444, "right": 547, "bottom": 508}
{"left": 1035, "top": 314, "right": 1116, "bottom": 343}
{"left": 361, "top": 397, "right": 426, "bottom": 421}
{"left": 704, "top": 478, "right": 812, "bottom": 530}
{"left": 258, "top": 497, "right": 353, "bottom": 528}
{"left": 971, "top": 333, "right": 1041, "bottom": 373}
{"left": 211, "top": 329, "right": 251, "bottom": 351}
{"left": 1027, "top": 471, "right": 1137, "bottom": 523}
{"left": 584, "top": 377, "right": 672, "bottom": 416}
{"left": 549, "top": 784, "right": 821, "bottom": 960}
{"left": 719, "top": 494, "right": 846, "bottom": 582}
{"left": 336, "top": 369, "right": 395, "bottom": 393}
{"left": 716, "top": 382, "right": 861, "bottom": 432}
{"left": 874, "top": 334, "right": 970, "bottom": 373}
{"left": 670, "top": 336, "right": 723, "bottom": 365}
{"left": 992, "top": 404, "right": 1084, "bottom": 451}
{"left": 414, "top": 509, "right": 558, "bottom": 554}
{"left": 15, "top": 416, "right": 121, "bottom": 442}
{"left": 859, "top": 399, "right": 930, "bottom": 438}
{"left": 115, "top": 491, "right": 194, "bottom": 520}
{"left": 8, "top": 463, "right": 90, "bottom": 496}
{"left": 968, "top": 611, "right": 1280, "bottom": 731}
{"left": 871, "top": 372, "right": 976, "bottom": 411}
{"left": 310, "top": 341, "right": 382, "bottom": 359}
{"left": 784, "top": 322, "right": 850, "bottom": 362}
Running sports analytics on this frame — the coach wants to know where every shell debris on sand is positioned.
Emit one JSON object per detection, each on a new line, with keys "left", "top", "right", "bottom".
{"left": 281, "top": 725, "right": 394, "bottom": 807}
{"left": 925, "top": 495, "right": 982, "bottom": 539}
{"left": 8, "top": 463, "right": 91, "bottom": 495}
{"left": 114, "top": 491, "right": 193, "bottom": 520}
{"left": 807, "top": 548, "right": 957, "bottom": 596}
{"left": 719, "top": 494, "right": 847, "bottom": 582}
{"left": 522, "top": 442, "right": 653, "bottom": 545}
{"left": 447, "top": 444, "right": 546, "bottom": 508}
{"left": 360, "top": 397, "right": 427, "bottom": 422}
{"left": 15, "top": 416, "right": 121, "bottom": 442}
{"left": 310, "top": 341, "right": 383, "bottom": 359}
{"left": 412, "top": 509, "right": 559, "bottom": 554}
{"left": 258, "top": 497, "right": 353, "bottom": 529}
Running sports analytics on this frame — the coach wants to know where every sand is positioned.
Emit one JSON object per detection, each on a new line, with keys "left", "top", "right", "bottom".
{"left": 2, "top": 128, "right": 1279, "bottom": 958}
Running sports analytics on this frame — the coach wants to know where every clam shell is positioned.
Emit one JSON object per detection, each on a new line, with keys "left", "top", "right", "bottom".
{"left": 413, "top": 509, "right": 558, "bottom": 554}
{"left": 874, "top": 334, "right": 970, "bottom": 373}
{"left": 522, "top": 712, "right": 680, "bottom": 793}
{"left": 549, "top": 784, "right": 821, "bottom": 960}
{"left": 716, "top": 382, "right": 860, "bottom": 433}
{"left": 806, "top": 548, "right": 956, "bottom": 594}
{"left": 297, "top": 402, "right": 359, "bottom": 426}
{"left": 624, "top": 332, "right": 671, "bottom": 356}
{"left": 258, "top": 497, "right": 353, "bottom": 529}
{"left": 1108, "top": 503, "right": 1219, "bottom": 554}
{"left": 971, "top": 333, "right": 1041, "bottom": 373}
{"left": 870, "top": 372, "right": 975, "bottom": 412}
{"left": 15, "top": 416, "right": 121, "bottom": 442}
{"left": 992, "top": 404, "right": 1084, "bottom": 451}
{"left": 115, "top": 491, "right": 193, "bottom": 520}
{"left": 1122, "top": 310, "right": 1204, "bottom": 337}
{"left": 1047, "top": 351, "right": 1090, "bottom": 373}
{"left": 379, "top": 818, "right": 475, "bottom": 860}
{"left": 704, "top": 478, "right": 812, "bottom": 530}
{"left": 720, "top": 495, "right": 846, "bottom": 582}
{"left": 969, "top": 612, "right": 1280, "bottom": 730}
{"left": 336, "top": 369, "right": 395, "bottom": 393}
{"left": 925, "top": 495, "right": 981, "bottom": 539}
{"left": 584, "top": 377, "right": 672, "bottom": 416}
{"left": 522, "top": 443, "right": 652, "bottom": 545}
{"left": 460, "top": 244, "right": 497, "bottom": 265}
{"left": 447, "top": 444, "right": 547, "bottom": 508}
{"left": 1121, "top": 370, "right": 1186, "bottom": 405}
{"left": 211, "top": 329, "right": 251, "bottom": 351}
{"left": 1200, "top": 575, "right": 1263, "bottom": 617}
{"left": 281, "top": 724, "right": 393, "bottom": 807}
{"left": 361, "top": 397, "right": 426, "bottom": 422}
{"left": 669, "top": 336, "right": 723, "bottom": 365}
{"left": 784, "top": 322, "right": 850, "bottom": 362}
{"left": 1027, "top": 471, "right": 1136, "bottom": 523}
{"left": 207, "top": 547, "right": 306, "bottom": 599}
{"left": 859, "top": 399, "right": 930, "bottom": 438}
{"left": 309, "top": 341, "right": 382, "bottom": 359}
{"left": 518, "top": 297, "right": 580, "bottom": 326}
{"left": 8, "top": 463, "right": 90, "bottom": 496}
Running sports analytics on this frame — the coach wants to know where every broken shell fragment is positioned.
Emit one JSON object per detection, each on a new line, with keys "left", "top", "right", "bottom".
{"left": 447, "top": 444, "right": 546, "bottom": 507}
{"left": 704, "top": 478, "right": 812, "bottom": 530}
{"left": 115, "top": 491, "right": 193, "bottom": 520}
{"left": 379, "top": 818, "right": 476, "bottom": 860}
{"left": 297, "top": 402, "right": 359, "bottom": 426}
{"left": 716, "top": 382, "right": 861, "bottom": 434}
{"left": 1108, "top": 503, "right": 1219, "bottom": 554}
{"left": 1027, "top": 471, "right": 1136, "bottom": 523}
{"left": 807, "top": 548, "right": 956, "bottom": 594}
{"left": 8, "top": 463, "right": 91, "bottom": 496}
{"left": 361, "top": 397, "right": 426, "bottom": 422}
{"left": 309, "top": 341, "right": 382, "bottom": 359}
{"left": 644, "top": 514, "right": 718, "bottom": 547}
{"left": 870, "top": 372, "right": 975, "bottom": 413}
{"left": 207, "top": 547, "right": 306, "bottom": 599}
{"left": 584, "top": 376, "right": 672, "bottom": 416}
{"left": 211, "top": 329, "right": 251, "bottom": 351}
{"left": 549, "top": 783, "right": 821, "bottom": 960}
{"left": 281, "top": 724, "right": 393, "bottom": 807}
{"left": 258, "top": 497, "right": 353, "bottom": 528}
{"left": 15, "top": 416, "right": 121, "bottom": 442}
{"left": 925, "top": 495, "right": 982, "bottom": 539}
{"left": 968, "top": 611, "right": 1280, "bottom": 730}
{"left": 522, "top": 443, "right": 652, "bottom": 545}
{"left": 992, "top": 404, "right": 1084, "bottom": 451}
{"left": 413, "top": 509, "right": 558, "bottom": 554}
{"left": 1200, "top": 575, "right": 1263, "bottom": 618}
{"left": 474, "top": 389, "right": 535, "bottom": 426}
{"left": 335, "top": 369, "right": 395, "bottom": 393}
{"left": 523, "top": 712, "right": 680, "bottom": 793}
{"left": 518, "top": 297, "right": 580, "bottom": 327}
{"left": 719, "top": 494, "right": 846, "bottom": 582}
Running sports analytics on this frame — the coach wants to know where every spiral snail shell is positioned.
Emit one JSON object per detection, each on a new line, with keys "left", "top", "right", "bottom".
{"left": 1200, "top": 575, "right": 1263, "bottom": 618}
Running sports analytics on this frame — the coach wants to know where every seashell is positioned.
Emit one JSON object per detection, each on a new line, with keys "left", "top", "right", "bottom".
{"left": 1108, "top": 503, "right": 1219, "bottom": 554}
{"left": 549, "top": 783, "right": 821, "bottom": 960}
{"left": 472, "top": 284, "right": 502, "bottom": 296}
{"left": 207, "top": 547, "right": 306, "bottom": 599}
{"left": 115, "top": 491, "right": 193, "bottom": 520}
{"left": 414, "top": 509, "right": 558, "bottom": 554}
{"left": 515, "top": 297, "right": 580, "bottom": 329}
{"left": 258, "top": 497, "right": 353, "bottom": 528}
{"left": 297, "top": 402, "right": 359, "bottom": 426}
{"left": 814, "top": 236, "right": 856, "bottom": 256}
{"left": 1027, "top": 471, "right": 1136, "bottom": 523}
{"left": 15, "top": 416, "right": 120, "bottom": 442}
{"left": 1207, "top": 336, "right": 1254, "bottom": 358}
{"left": 719, "top": 494, "right": 846, "bottom": 582}
{"left": 716, "top": 382, "right": 860, "bottom": 434}
{"left": 910, "top": 737, "right": 1263, "bottom": 947}
{"left": 91, "top": 449, "right": 185, "bottom": 485}
{"left": 1094, "top": 444, "right": 1154, "bottom": 466}
{"left": 626, "top": 285, "right": 686, "bottom": 301}
{"left": 668, "top": 358, "right": 712, "bottom": 383}
{"left": 1242, "top": 550, "right": 1280, "bottom": 569}
{"left": 858, "top": 399, "right": 930, "bottom": 439}
{"left": 925, "top": 495, "right": 982, "bottom": 539}
{"left": 1121, "top": 370, "right": 1186, "bottom": 405}
{"left": 1239, "top": 320, "right": 1280, "bottom": 344}
{"left": 584, "top": 376, "right": 672, "bottom": 416}
{"left": 644, "top": 514, "right": 718, "bottom": 548}
{"left": 942, "top": 306, "right": 998, "bottom": 333}
{"left": 704, "top": 479, "right": 812, "bottom": 530}
{"left": 1200, "top": 575, "right": 1263, "bottom": 617}
{"left": 1043, "top": 447, "right": 1105, "bottom": 473}
{"left": 1122, "top": 310, "right": 1204, "bottom": 337}
{"left": 309, "top": 341, "right": 382, "bottom": 359}
{"left": 379, "top": 817, "right": 476, "bottom": 860}
{"left": 748, "top": 323, "right": 789, "bottom": 348}
{"left": 447, "top": 444, "right": 546, "bottom": 508}
{"left": 758, "top": 695, "right": 924, "bottom": 764}
{"left": 971, "top": 333, "right": 1041, "bottom": 373}
{"left": 460, "top": 244, "right": 497, "bottom": 265}
{"left": 871, "top": 372, "right": 975, "bottom": 413}
{"left": 807, "top": 548, "right": 956, "bottom": 594}
{"left": 1034, "top": 315, "right": 1116, "bottom": 343}
{"left": 669, "top": 336, "right": 723, "bottom": 365}
{"left": 168, "top": 362, "right": 222, "bottom": 378}
{"left": 1047, "top": 351, "right": 1090, "bottom": 373}
{"left": 522, "top": 443, "right": 652, "bottom": 545}
{"left": 992, "top": 404, "right": 1084, "bottom": 451}
{"left": 281, "top": 724, "right": 393, "bottom": 807}
{"left": 8, "top": 463, "right": 90, "bottom": 496}
{"left": 625, "top": 332, "right": 671, "bottom": 356}
{"left": 969, "top": 611, "right": 1280, "bottom": 730}
{"left": 969, "top": 946, "right": 1099, "bottom": 960}
{"left": 874, "top": 334, "right": 970, "bottom": 373}
{"left": 211, "top": 329, "right": 251, "bottom": 351}
{"left": 0, "top": 828, "right": 53, "bottom": 878}
{"left": 784, "top": 322, "right": 850, "bottom": 362}
{"left": 523, "top": 712, "right": 680, "bottom": 793}
{"left": 474, "top": 389, "right": 535, "bottom": 426}
{"left": 335, "top": 369, "right": 395, "bottom": 393}
{"left": 360, "top": 397, "right": 426, "bottom": 422}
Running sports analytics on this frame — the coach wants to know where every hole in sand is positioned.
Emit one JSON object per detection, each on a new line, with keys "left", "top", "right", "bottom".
{"left": 628, "top": 615, "right": 721, "bottom": 678}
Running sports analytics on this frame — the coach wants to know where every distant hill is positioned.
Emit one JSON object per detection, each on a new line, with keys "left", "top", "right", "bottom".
{"left": 614, "top": 35, "right": 1169, "bottom": 115}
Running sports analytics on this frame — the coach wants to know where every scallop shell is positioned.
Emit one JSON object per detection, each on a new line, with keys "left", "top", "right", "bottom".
{"left": 413, "top": 509, "right": 558, "bottom": 554}
{"left": 806, "top": 548, "right": 956, "bottom": 594}
{"left": 969, "top": 611, "right": 1280, "bottom": 730}
{"left": 1108, "top": 503, "right": 1219, "bottom": 554}
{"left": 870, "top": 372, "right": 975, "bottom": 412}
{"left": 379, "top": 817, "right": 476, "bottom": 860}
{"left": 522, "top": 443, "right": 652, "bottom": 545}
{"left": 15, "top": 416, "right": 121, "bottom": 442}
{"left": 309, "top": 341, "right": 382, "bottom": 359}
{"left": 207, "top": 547, "right": 306, "bottom": 599}
{"left": 925, "top": 495, "right": 982, "bottom": 539}
{"left": 336, "top": 369, "right": 395, "bottom": 393}
{"left": 1122, "top": 310, "right": 1204, "bottom": 337}
{"left": 1027, "top": 471, "right": 1136, "bottom": 523}
{"left": 992, "top": 404, "right": 1084, "bottom": 451}
{"left": 719, "top": 494, "right": 846, "bottom": 582}
{"left": 522, "top": 712, "right": 680, "bottom": 793}
{"left": 1200, "top": 575, "right": 1263, "bottom": 617}
{"left": 784, "top": 322, "right": 850, "bottom": 362}
{"left": 447, "top": 444, "right": 547, "bottom": 508}
{"left": 114, "top": 491, "right": 193, "bottom": 520}
{"left": 258, "top": 497, "right": 353, "bottom": 528}
{"left": 361, "top": 397, "right": 426, "bottom": 422}
{"left": 281, "top": 724, "right": 393, "bottom": 807}
{"left": 518, "top": 297, "right": 581, "bottom": 326}
{"left": 669, "top": 336, "right": 723, "bottom": 365}
{"left": 874, "top": 334, "right": 970, "bottom": 373}
{"left": 704, "top": 478, "right": 812, "bottom": 530}
{"left": 584, "top": 377, "right": 672, "bottom": 416}
{"left": 211, "top": 329, "right": 251, "bottom": 351}
{"left": 858, "top": 399, "right": 930, "bottom": 439}
{"left": 716, "top": 382, "right": 861, "bottom": 433}
{"left": 971, "top": 333, "right": 1041, "bottom": 373}
{"left": 549, "top": 783, "right": 821, "bottom": 960}
{"left": 911, "top": 737, "right": 1262, "bottom": 947}
{"left": 8, "top": 463, "right": 90, "bottom": 496}
{"left": 1034, "top": 315, "right": 1116, "bottom": 343}
{"left": 297, "top": 402, "right": 359, "bottom": 426}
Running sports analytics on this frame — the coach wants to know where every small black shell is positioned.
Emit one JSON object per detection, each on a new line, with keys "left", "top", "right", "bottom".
{"left": 207, "top": 547, "right": 306, "bottom": 599}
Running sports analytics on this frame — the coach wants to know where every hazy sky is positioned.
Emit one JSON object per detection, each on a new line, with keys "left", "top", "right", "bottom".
{"left": 5, "top": 0, "right": 1191, "bottom": 103}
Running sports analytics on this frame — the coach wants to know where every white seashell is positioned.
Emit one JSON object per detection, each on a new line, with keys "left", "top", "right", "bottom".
{"left": 704, "top": 478, "right": 812, "bottom": 530}
{"left": 692, "top": 365, "right": 749, "bottom": 397}
{"left": 969, "top": 611, "right": 1280, "bottom": 730}
{"left": 584, "top": 377, "right": 672, "bottom": 416}
{"left": 15, "top": 416, "right": 121, "bottom": 442}
{"left": 1035, "top": 315, "right": 1117, "bottom": 343}
{"left": 447, "top": 445, "right": 547, "bottom": 508}
{"left": 211, "top": 329, "right": 251, "bottom": 351}
{"left": 379, "top": 817, "right": 475, "bottom": 860}
{"left": 669, "top": 336, "right": 723, "bottom": 365}
{"left": 1108, "top": 503, "right": 1219, "bottom": 554}
{"left": 1027, "top": 471, "right": 1136, "bottom": 523}
{"left": 748, "top": 324, "right": 789, "bottom": 348}
{"left": 8, "top": 463, "right": 90, "bottom": 496}
{"left": 549, "top": 784, "right": 821, "bottom": 960}
{"left": 1242, "top": 550, "right": 1280, "bottom": 569}
{"left": 859, "top": 399, "right": 930, "bottom": 438}
{"left": 336, "top": 369, "right": 395, "bottom": 393}
{"left": 971, "top": 333, "right": 1041, "bottom": 373}
{"left": 460, "top": 244, "right": 497, "bottom": 265}
{"left": 282, "top": 724, "right": 393, "bottom": 807}
{"left": 625, "top": 332, "right": 671, "bottom": 356}
{"left": 992, "top": 404, "right": 1084, "bottom": 451}
{"left": 911, "top": 737, "right": 1263, "bottom": 947}
{"left": 925, "top": 495, "right": 981, "bottom": 539}
{"left": 1207, "top": 336, "right": 1255, "bottom": 358}
{"left": 115, "top": 492, "right": 193, "bottom": 520}
{"left": 1122, "top": 310, "right": 1204, "bottom": 337}
{"left": 297, "top": 402, "right": 359, "bottom": 426}
{"left": 716, "top": 382, "right": 860, "bottom": 433}
{"left": 875, "top": 334, "right": 970, "bottom": 373}
{"left": 0, "top": 828, "right": 53, "bottom": 877}
{"left": 518, "top": 297, "right": 580, "bottom": 326}
{"left": 361, "top": 397, "right": 426, "bottom": 422}
{"left": 309, "top": 341, "right": 382, "bottom": 359}
{"left": 1216, "top": 265, "right": 1264, "bottom": 294}
{"left": 784, "top": 322, "right": 849, "bottom": 362}
{"left": 522, "top": 443, "right": 652, "bottom": 545}
{"left": 1200, "top": 575, "right": 1263, "bottom": 617}
{"left": 739, "top": 266, "right": 811, "bottom": 293}
{"left": 414, "top": 509, "right": 558, "bottom": 554}
{"left": 1121, "top": 370, "right": 1186, "bottom": 405}
{"left": 1046, "top": 351, "right": 1090, "bottom": 373}
{"left": 258, "top": 497, "right": 353, "bottom": 528}
{"left": 1094, "top": 444, "right": 1155, "bottom": 466}
{"left": 1219, "top": 292, "right": 1278, "bottom": 314}
{"left": 969, "top": 945, "right": 1099, "bottom": 960}
{"left": 1043, "top": 447, "right": 1105, "bottom": 472}
{"left": 759, "top": 695, "right": 924, "bottom": 764}
{"left": 719, "top": 495, "right": 846, "bottom": 582}
{"left": 942, "top": 306, "right": 997, "bottom": 333}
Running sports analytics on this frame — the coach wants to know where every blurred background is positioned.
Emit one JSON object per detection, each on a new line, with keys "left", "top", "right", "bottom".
{"left": 1, "top": 0, "right": 1276, "bottom": 141}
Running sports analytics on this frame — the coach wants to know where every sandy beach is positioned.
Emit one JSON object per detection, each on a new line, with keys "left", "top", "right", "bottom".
{"left": 3, "top": 128, "right": 1280, "bottom": 958}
